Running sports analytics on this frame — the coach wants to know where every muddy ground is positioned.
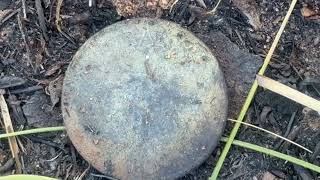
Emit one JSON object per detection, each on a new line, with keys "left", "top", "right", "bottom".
{"left": 0, "top": 0, "right": 319, "bottom": 179}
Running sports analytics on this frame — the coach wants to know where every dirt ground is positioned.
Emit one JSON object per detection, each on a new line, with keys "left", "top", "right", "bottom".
{"left": 0, "top": 0, "right": 319, "bottom": 179}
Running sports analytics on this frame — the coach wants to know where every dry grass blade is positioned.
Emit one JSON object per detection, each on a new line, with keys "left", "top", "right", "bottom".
{"left": 206, "top": 0, "right": 223, "bottom": 15}
{"left": 21, "top": 0, "right": 27, "bottom": 19}
{"left": 55, "top": 0, "right": 63, "bottom": 32}
{"left": 169, "top": 0, "right": 180, "bottom": 13}
{"left": 17, "top": 13, "right": 32, "bottom": 67}
{"left": 227, "top": 119, "right": 312, "bottom": 153}
{"left": 0, "top": 92, "right": 22, "bottom": 173}
{"left": 196, "top": 0, "right": 207, "bottom": 9}
{"left": 257, "top": 75, "right": 320, "bottom": 112}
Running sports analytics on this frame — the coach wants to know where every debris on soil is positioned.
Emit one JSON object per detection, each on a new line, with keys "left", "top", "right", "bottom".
{"left": 232, "top": 0, "right": 262, "bottom": 30}
{"left": 301, "top": 6, "right": 318, "bottom": 18}
{"left": 0, "top": 0, "right": 10, "bottom": 10}
{"left": 261, "top": 171, "right": 277, "bottom": 180}
{"left": 293, "top": 165, "right": 314, "bottom": 180}
{"left": 22, "top": 91, "right": 62, "bottom": 127}
{"left": 0, "top": 76, "right": 26, "bottom": 89}
{"left": 7, "top": 95, "right": 27, "bottom": 126}
{"left": 0, "top": 158, "right": 14, "bottom": 174}
{"left": 46, "top": 75, "right": 63, "bottom": 108}
{"left": 112, "top": 0, "right": 176, "bottom": 16}
{"left": 301, "top": 107, "right": 320, "bottom": 131}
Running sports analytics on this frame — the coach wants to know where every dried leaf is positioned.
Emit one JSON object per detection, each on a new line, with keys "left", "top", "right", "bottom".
{"left": 47, "top": 75, "right": 63, "bottom": 107}
{"left": 260, "top": 106, "right": 272, "bottom": 124}
{"left": 232, "top": 0, "right": 262, "bottom": 30}
{"left": 301, "top": 6, "right": 317, "bottom": 18}
{"left": 45, "top": 63, "right": 63, "bottom": 77}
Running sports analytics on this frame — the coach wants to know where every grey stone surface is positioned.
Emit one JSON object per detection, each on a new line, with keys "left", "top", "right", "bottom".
{"left": 62, "top": 18, "right": 228, "bottom": 180}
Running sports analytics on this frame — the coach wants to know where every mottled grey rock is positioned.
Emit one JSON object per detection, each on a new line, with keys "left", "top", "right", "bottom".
{"left": 62, "top": 18, "right": 228, "bottom": 180}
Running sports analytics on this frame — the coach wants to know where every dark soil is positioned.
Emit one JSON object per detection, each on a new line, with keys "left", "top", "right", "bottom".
{"left": 0, "top": 0, "right": 319, "bottom": 179}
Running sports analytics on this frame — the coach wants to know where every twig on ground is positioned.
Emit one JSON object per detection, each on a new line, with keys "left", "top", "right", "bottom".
{"left": 55, "top": 0, "right": 63, "bottom": 32}
{"left": 293, "top": 165, "right": 314, "bottom": 180}
{"left": 169, "top": 0, "right": 180, "bottom": 13}
{"left": 16, "top": 137, "right": 26, "bottom": 154}
{"left": 54, "top": 0, "right": 76, "bottom": 44}
{"left": 9, "top": 85, "right": 43, "bottom": 94}
{"left": 21, "top": 0, "right": 27, "bottom": 19}
{"left": 256, "top": 75, "right": 320, "bottom": 112}
{"left": 76, "top": 165, "right": 90, "bottom": 180}
{"left": 17, "top": 13, "right": 33, "bottom": 67}
{"left": 7, "top": 95, "right": 27, "bottom": 125}
{"left": 45, "top": 151, "right": 63, "bottom": 162}
{"left": 227, "top": 119, "right": 312, "bottom": 153}
{"left": 0, "top": 9, "right": 19, "bottom": 28}
{"left": 275, "top": 111, "right": 296, "bottom": 149}
{"left": 35, "top": 0, "right": 49, "bottom": 41}
{"left": 27, "top": 136, "right": 66, "bottom": 152}
{"left": 0, "top": 91, "right": 22, "bottom": 174}
{"left": 311, "top": 141, "right": 320, "bottom": 162}
{"left": 195, "top": 0, "right": 207, "bottom": 9}
{"left": 0, "top": 158, "right": 14, "bottom": 173}
{"left": 206, "top": 0, "right": 222, "bottom": 15}
{"left": 280, "top": 126, "right": 300, "bottom": 152}
{"left": 90, "top": 173, "right": 118, "bottom": 180}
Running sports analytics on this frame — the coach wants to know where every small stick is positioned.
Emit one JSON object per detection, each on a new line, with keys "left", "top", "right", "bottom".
{"left": 275, "top": 111, "right": 296, "bottom": 149}
{"left": 17, "top": 13, "right": 32, "bottom": 67}
{"left": 0, "top": 90, "right": 22, "bottom": 173}
{"left": 27, "top": 136, "right": 66, "bottom": 152}
{"left": 281, "top": 126, "right": 300, "bottom": 152}
{"left": 76, "top": 165, "right": 90, "bottom": 180}
{"left": 0, "top": 158, "right": 14, "bottom": 173}
{"left": 21, "top": 0, "right": 27, "bottom": 19}
{"left": 55, "top": 0, "right": 63, "bottom": 32}
{"left": 206, "top": 0, "right": 223, "bottom": 15}
{"left": 90, "top": 173, "right": 118, "bottom": 180}
{"left": 169, "top": 0, "right": 180, "bottom": 13}
{"left": 195, "top": 0, "right": 207, "bottom": 9}
{"left": 257, "top": 75, "right": 320, "bottom": 112}
{"left": 311, "top": 141, "right": 320, "bottom": 162}
{"left": 35, "top": 0, "right": 49, "bottom": 41}
{"left": 0, "top": 9, "right": 19, "bottom": 28}
{"left": 9, "top": 85, "right": 43, "bottom": 94}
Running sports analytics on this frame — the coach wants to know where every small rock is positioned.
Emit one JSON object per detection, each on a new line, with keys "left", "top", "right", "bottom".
{"left": 302, "top": 107, "right": 320, "bottom": 131}
{"left": 313, "top": 37, "right": 320, "bottom": 46}
{"left": 262, "top": 171, "right": 277, "bottom": 180}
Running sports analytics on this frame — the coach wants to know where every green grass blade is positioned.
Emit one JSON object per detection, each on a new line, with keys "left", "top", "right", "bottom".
{"left": 210, "top": 0, "right": 298, "bottom": 178}
{"left": 0, "top": 126, "right": 66, "bottom": 139}
{"left": 220, "top": 137, "right": 320, "bottom": 173}
{"left": 210, "top": 81, "right": 258, "bottom": 179}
